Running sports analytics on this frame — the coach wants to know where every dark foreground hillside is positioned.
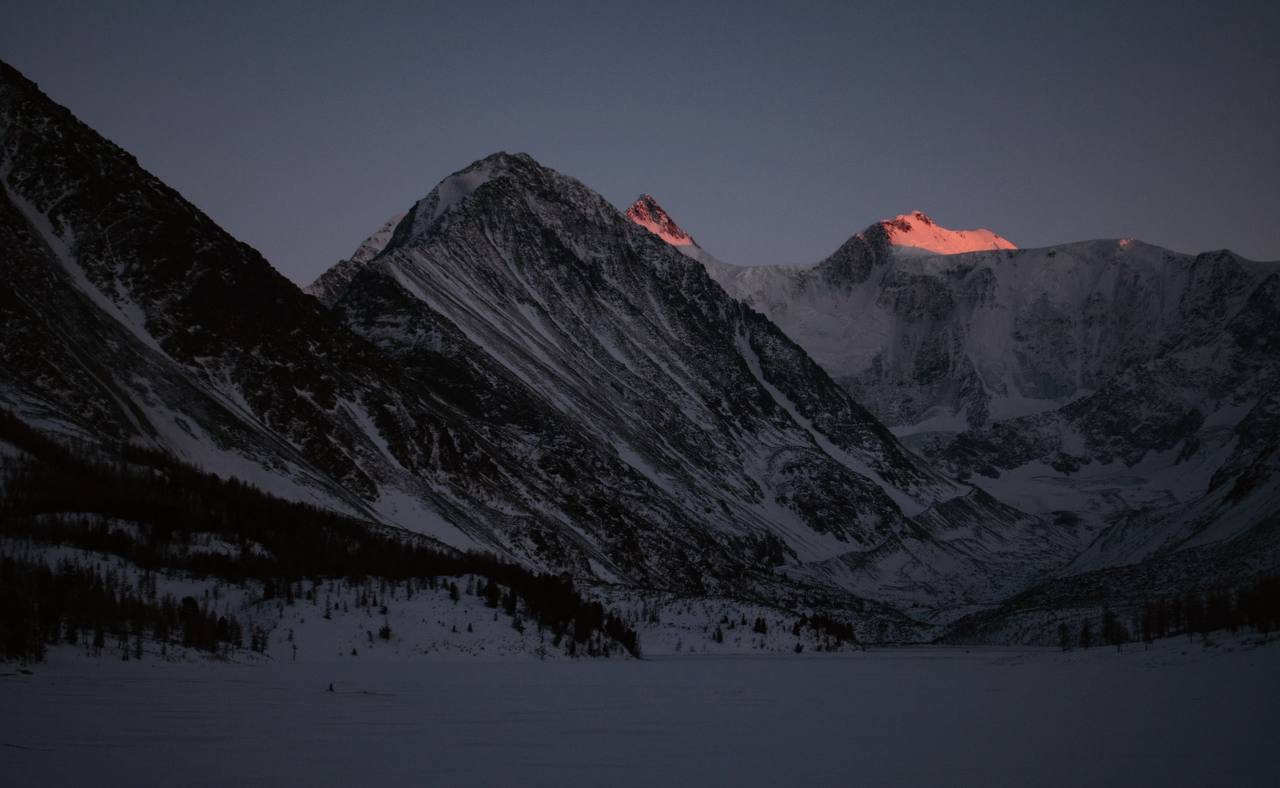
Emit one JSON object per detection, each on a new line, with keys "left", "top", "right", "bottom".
{"left": 0, "top": 411, "right": 640, "bottom": 663}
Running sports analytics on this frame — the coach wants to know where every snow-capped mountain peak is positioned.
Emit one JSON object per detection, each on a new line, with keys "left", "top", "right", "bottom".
{"left": 877, "top": 210, "right": 1015, "bottom": 255}
{"left": 307, "top": 153, "right": 535, "bottom": 304}
{"left": 626, "top": 194, "right": 698, "bottom": 248}
{"left": 397, "top": 154, "right": 512, "bottom": 241}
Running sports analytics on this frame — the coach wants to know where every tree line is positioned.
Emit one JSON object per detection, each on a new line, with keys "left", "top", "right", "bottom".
{"left": 1058, "top": 576, "right": 1280, "bottom": 652}
{"left": 0, "top": 409, "right": 640, "bottom": 662}
{"left": 0, "top": 554, "right": 252, "bottom": 662}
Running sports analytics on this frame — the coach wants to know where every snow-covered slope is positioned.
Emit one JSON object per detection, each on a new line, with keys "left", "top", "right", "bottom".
{"left": 630, "top": 197, "right": 1280, "bottom": 592}
{"left": 878, "top": 210, "right": 1015, "bottom": 255}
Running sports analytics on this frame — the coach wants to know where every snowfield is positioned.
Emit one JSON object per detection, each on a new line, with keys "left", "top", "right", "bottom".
{"left": 3, "top": 640, "right": 1275, "bottom": 787}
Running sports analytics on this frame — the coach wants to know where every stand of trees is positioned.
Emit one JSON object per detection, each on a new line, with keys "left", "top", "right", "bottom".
{"left": 793, "top": 612, "right": 858, "bottom": 649}
{"left": 0, "top": 410, "right": 640, "bottom": 663}
{"left": 0, "top": 555, "right": 247, "bottom": 662}
{"left": 1059, "top": 578, "right": 1280, "bottom": 652}
{"left": 1136, "top": 580, "right": 1279, "bottom": 643}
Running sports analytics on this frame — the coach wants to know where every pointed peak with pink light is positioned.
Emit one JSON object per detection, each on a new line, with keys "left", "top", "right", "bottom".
{"left": 626, "top": 194, "right": 699, "bottom": 248}
{"left": 876, "top": 210, "right": 1015, "bottom": 255}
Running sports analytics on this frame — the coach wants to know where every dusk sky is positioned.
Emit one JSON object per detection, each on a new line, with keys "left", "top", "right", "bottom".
{"left": 3, "top": 0, "right": 1277, "bottom": 283}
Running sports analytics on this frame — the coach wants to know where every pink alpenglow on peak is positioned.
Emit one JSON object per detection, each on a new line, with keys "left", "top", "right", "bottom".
{"left": 626, "top": 195, "right": 698, "bottom": 248}
{"left": 879, "top": 211, "right": 1016, "bottom": 254}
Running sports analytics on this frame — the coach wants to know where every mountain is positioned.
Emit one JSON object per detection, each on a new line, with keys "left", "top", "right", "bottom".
{"left": 0, "top": 60, "right": 395, "bottom": 519}
{"left": 0, "top": 61, "right": 726, "bottom": 581}
{"left": 319, "top": 153, "right": 1083, "bottom": 621}
{"left": 630, "top": 197, "right": 1280, "bottom": 641}
{"left": 0, "top": 60, "right": 1075, "bottom": 634}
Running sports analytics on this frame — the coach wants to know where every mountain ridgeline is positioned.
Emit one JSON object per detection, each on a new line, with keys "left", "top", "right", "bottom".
{"left": 2, "top": 58, "right": 1276, "bottom": 654}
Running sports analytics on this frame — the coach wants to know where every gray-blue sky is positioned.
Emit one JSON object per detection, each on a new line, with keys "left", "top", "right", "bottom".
{"left": 3, "top": 0, "right": 1277, "bottom": 283}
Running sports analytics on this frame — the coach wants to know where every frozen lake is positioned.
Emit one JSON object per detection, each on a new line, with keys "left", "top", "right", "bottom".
{"left": 3, "top": 642, "right": 1276, "bottom": 787}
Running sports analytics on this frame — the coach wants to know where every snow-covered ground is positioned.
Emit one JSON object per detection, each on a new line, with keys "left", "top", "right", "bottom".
{"left": 3, "top": 639, "right": 1274, "bottom": 787}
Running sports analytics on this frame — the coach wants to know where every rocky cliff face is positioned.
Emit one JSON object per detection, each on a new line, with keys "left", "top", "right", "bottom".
{"left": 624, "top": 194, "right": 698, "bottom": 248}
